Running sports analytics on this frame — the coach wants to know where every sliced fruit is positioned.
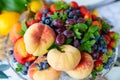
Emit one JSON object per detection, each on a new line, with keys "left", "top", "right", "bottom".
{"left": 70, "top": 1, "right": 79, "bottom": 9}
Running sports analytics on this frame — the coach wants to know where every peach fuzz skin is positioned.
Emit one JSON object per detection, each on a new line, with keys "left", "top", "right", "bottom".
{"left": 24, "top": 23, "right": 56, "bottom": 56}
{"left": 66, "top": 52, "right": 94, "bottom": 79}
{"left": 13, "top": 38, "right": 36, "bottom": 64}
{"left": 28, "top": 56, "right": 61, "bottom": 80}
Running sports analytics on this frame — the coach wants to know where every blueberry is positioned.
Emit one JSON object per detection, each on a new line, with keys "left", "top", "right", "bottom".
{"left": 108, "top": 57, "right": 114, "bottom": 63}
{"left": 102, "top": 48, "right": 107, "bottom": 53}
{"left": 100, "top": 41, "right": 104, "bottom": 45}
{"left": 67, "top": 7, "right": 73, "bottom": 12}
{"left": 73, "top": 16, "right": 78, "bottom": 20}
{"left": 99, "top": 36, "right": 104, "bottom": 40}
{"left": 42, "top": 16, "right": 46, "bottom": 23}
{"left": 21, "top": 70, "right": 27, "bottom": 75}
{"left": 8, "top": 50, "right": 13, "bottom": 55}
{"left": 38, "top": 66, "right": 43, "bottom": 71}
{"left": 43, "top": 60, "right": 48, "bottom": 64}
{"left": 112, "top": 48, "right": 116, "bottom": 52}
{"left": 94, "top": 37, "right": 99, "bottom": 41}
{"left": 12, "top": 57, "right": 17, "bottom": 63}
{"left": 98, "top": 46, "right": 102, "bottom": 51}
{"left": 25, "top": 62, "right": 31, "bottom": 67}
{"left": 50, "top": 23, "right": 55, "bottom": 29}
{"left": 43, "top": 63, "right": 49, "bottom": 69}
{"left": 39, "top": 62, "right": 44, "bottom": 67}
{"left": 103, "top": 64, "right": 109, "bottom": 69}
{"left": 22, "top": 66, "right": 28, "bottom": 71}
{"left": 44, "top": 9, "right": 49, "bottom": 14}
{"left": 68, "top": 11, "right": 76, "bottom": 18}
{"left": 45, "top": 18, "right": 51, "bottom": 25}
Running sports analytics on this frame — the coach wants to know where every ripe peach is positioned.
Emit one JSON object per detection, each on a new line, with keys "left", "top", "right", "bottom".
{"left": 24, "top": 23, "right": 56, "bottom": 56}
{"left": 9, "top": 22, "right": 22, "bottom": 44}
{"left": 13, "top": 38, "right": 36, "bottom": 64}
{"left": 66, "top": 52, "right": 94, "bottom": 79}
{"left": 28, "top": 56, "right": 61, "bottom": 80}
{"left": 47, "top": 45, "right": 81, "bottom": 71}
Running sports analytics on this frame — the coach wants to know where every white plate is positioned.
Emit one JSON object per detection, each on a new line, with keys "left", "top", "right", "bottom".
{"left": 105, "top": 67, "right": 120, "bottom": 80}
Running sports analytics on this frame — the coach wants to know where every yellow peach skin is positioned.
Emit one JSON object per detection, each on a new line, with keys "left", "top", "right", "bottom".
{"left": 66, "top": 52, "right": 94, "bottom": 79}
{"left": 47, "top": 45, "right": 81, "bottom": 71}
{"left": 24, "top": 23, "right": 56, "bottom": 56}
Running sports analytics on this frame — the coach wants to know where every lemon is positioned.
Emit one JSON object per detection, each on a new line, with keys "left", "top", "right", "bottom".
{"left": 29, "top": 0, "right": 44, "bottom": 13}
{"left": 0, "top": 11, "right": 20, "bottom": 36}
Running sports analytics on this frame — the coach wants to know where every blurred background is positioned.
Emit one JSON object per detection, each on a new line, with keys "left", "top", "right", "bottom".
{"left": 0, "top": 0, "right": 120, "bottom": 79}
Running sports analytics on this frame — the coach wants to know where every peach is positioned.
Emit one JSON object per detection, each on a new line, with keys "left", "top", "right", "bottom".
{"left": 24, "top": 23, "right": 56, "bottom": 56}
{"left": 28, "top": 56, "right": 61, "bottom": 80}
{"left": 13, "top": 38, "right": 36, "bottom": 64}
{"left": 66, "top": 52, "right": 94, "bottom": 79}
{"left": 10, "top": 22, "right": 22, "bottom": 44}
{"left": 47, "top": 45, "right": 81, "bottom": 71}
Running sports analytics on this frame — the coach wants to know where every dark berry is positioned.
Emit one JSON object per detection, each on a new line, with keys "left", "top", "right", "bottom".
{"left": 21, "top": 70, "right": 27, "bottom": 75}
{"left": 53, "top": 19, "right": 64, "bottom": 28}
{"left": 38, "top": 66, "right": 43, "bottom": 71}
{"left": 25, "top": 62, "right": 31, "bottom": 67}
{"left": 73, "top": 39, "right": 80, "bottom": 49}
{"left": 63, "top": 30, "right": 74, "bottom": 38}
{"left": 22, "top": 66, "right": 28, "bottom": 71}
{"left": 91, "top": 52, "right": 99, "bottom": 59}
{"left": 8, "top": 50, "right": 13, "bottom": 55}
{"left": 43, "top": 60, "right": 48, "bottom": 64}
{"left": 73, "top": 16, "right": 78, "bottom": 20}
{"left": 112, "top": 48, "right": 116, "bottom": 52}
{"left": 44, "top": 9, "right": 49, "bottom": 14}
{"left": 45, "top": 18, "right": 51, "bottom": 25}
{"left": 108, "top": 57, "right": 114, "bottom": 63}
{"left": 12, "top": 57, "right": 17, "bottom": 63}
{"left": 66, "top": 19, "right": 76, "bottom": 25}
{"left": 55, "top": 34, "right": 65, "bottom": 46}
{"left": 68, "top": 11, "right": 76, "bottom": 18}
{"left": 103, "top": 64, "right": 109, "bottom": 69}
{"left": 77, "top": 18, "right": 84, "bottom": 23}
{"left": 43, "top": 63, "right": 49, "bottom": 69}
{"left": 102, "top": 48, "right": 107, "bottom": 53}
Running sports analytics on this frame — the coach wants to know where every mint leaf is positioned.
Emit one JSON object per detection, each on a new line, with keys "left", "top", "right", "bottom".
{"left": 65, "top": 38, "right": 73, "bottom": 44}
{"left": 73, "top": 28, "right": 82, "bottom": 39}
{"left": 60, "top": 13, "right": 67, "bottom": 21}
{"left": 18, "top": 30, "right": 25, "bottom": 36}
{"left": 91, "top": 71, "right": 97, "bottom": 79}
{"left": 15, "top": 63, "right": 23, "bottom": 72}
{"left": 101, "top": 20, "right": 110, "bottom": 33}
{"left": 47, "top": 43, "right": 57, "bottom": 50}
{"left": 80, "top": 40, "right": 96, "bottom": 53}
{"left": 94, "top": 31, "right": 100, "bottom": 37}
{"left": 82, "top": 32, "right": 95, "bottom": 43}
{"left": 0, "top": 71, "right": 8, "bottom": 78}
{"left": 88, "top": 25, "right": 99, "bottom": 33}
{"left": 50, "top": 12, "right": 59, "bottom": 20}
{"left": 55, "top": 1, "right": 69, "bottom": 10}
{"left": 21, "top": 21, "right": 27, "bottom": 32}
{"left": 85, "top": 19, "right": 92, "bottom": 26}
{"left": 74, "top": 23, "right": 88, "bottom": 32}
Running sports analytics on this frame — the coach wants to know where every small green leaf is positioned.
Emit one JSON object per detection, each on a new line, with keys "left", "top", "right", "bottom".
{"left": 65, "top": 38, "right": 73, "bottom": 44}
{"left": 57, "top": 46, "right": 64, "bottom": 51}
{"left": 47, "top": 43, "right": 57, "bottom": 50}
{"left": 15, "top": 63, "right": 23, "bottom": 72}
{"left": 91, "top": 71, "right": 97, "bottom": 79}
{"left": 0, "top": 71, "right": 8, "bottom": 78}
{"left": 21, "top": 21, "right": 27, "bottom": 32}
{"left": 16, "top": 68, "right": 22, "bottom": 72}
{"left": 17, "top": 63, "right": 23, "bottom": 68}
{"left": 94, "top": 31, "right": 100, "bottom": 37}
{"left": 18, "top": 30, "right": 25, "bottom": 36}
{"left": 55, "top": 1, "right": 69, "bottom": 10}
{"left": 82, "top": 32, "right": 95, "bottom": 43}
{"left": 85, "top": 19, "right": 92, "bottom": 26}
{"left": 88, "top": 25, "right": 99, "bottom": 33}
{"left": 74, "top": 23, "right": 88, "bottom": 32}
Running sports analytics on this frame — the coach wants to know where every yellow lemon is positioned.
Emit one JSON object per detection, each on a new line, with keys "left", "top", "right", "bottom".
{"left": 0, "top": 11, "right": 20, "bottom": 36}
{"left": 29, "top": 0, "right": 44, "bottom": 13}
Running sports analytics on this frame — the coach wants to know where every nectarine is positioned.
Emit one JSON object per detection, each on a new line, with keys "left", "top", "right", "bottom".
{"left": 28, "top": 56, "right": 61, "bottom": 80}
{"left": 14, "top": 38, "right": 36, "bottom": 64}
{"left": 47, "top": 45, "right": 81, "bottom": 71}
{"left": 24, "top": 23, "right": 56, "bottom": 56}
{"left": 66, "top": 52, "right": 94, "bottom": 79}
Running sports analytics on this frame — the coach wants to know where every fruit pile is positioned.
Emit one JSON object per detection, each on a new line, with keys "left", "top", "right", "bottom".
{"left": 9, "top": 1, "right": 120, "bottom": 80}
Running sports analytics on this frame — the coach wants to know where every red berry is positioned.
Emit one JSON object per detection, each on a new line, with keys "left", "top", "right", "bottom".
{"left": 103, "top": 34, "right": 111, "bottom": 44}
{"left": 98, "top": 53, "right": 104, "bottom": 60}
{"left": 35, "top": 12, "right": 43, "bottom": 21}
{"left": 94, "top": 60, "right": 103, "bottom": 67}
{"left": 80, "top": 6, "right": 89, "bottom": 16}
{"left": 92, "top": 14, "right": 97, "bottom": 21}
{"left": 108, "top": 40, "right": 116, "bottom": 48}
{"left": 84, "top": 12, "right": 92, "bottom": 19}
{"left": 70, "top": 1, "right": 79, "bottom": 9}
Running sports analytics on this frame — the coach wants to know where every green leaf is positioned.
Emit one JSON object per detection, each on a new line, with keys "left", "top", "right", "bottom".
{"left": 73, "top": 29, "right": 82, "bottom": 39}
{"left": 17, "top": 64, "right": 23, "bottom": 68}
{"left": 0, "top": 0, "right": 28, "bottom": 13}
{"left": 55, "top": 1, "right": 69, "bottom": 10}
{"left": 101, "top": 20, "right": 110, "bottom": 33}
{"left": 85, "top": 19, "right": 92, "bottom": 26}
{"left": 15, "top": 63, "right": 23, "bottom": 72}
{"left": 65, "top": 38, "right": 73, "bottom": 44}
{"left": 80, "top": 40, "right": 96, "bottom": 53}
{"left": 47, "top": 43, "right": 57, "bottom": 50}
{"left": 82, "top": 32, "right": 95, "bottom": 43}
{"left": 0, "top": 71, "right": 8, "bottom": 78}
{"left": 94, "top": 31, "right": 100, "bottom": 37}
{"left": 50, "top": 12, "right": 59, "bottom": 20}
{"left": 91, "top": 71, "right": 97, "bottom": 79}
{"left": 18, "top": 30, "right": 25, "bottom": 36}
{"left": 16, "top": 68, "right": 22, "bottom": 72}
{"left": 74, "top": 23, "right": 88, "bottom": 32}
{"left": 21, "top": 21, "right": 27, "bottom": 32}
{"left": 61, "top": 13, "right": 67, "bottom": 21}
{"left": 88, "top": 25, "right": 99, "bottom": 33}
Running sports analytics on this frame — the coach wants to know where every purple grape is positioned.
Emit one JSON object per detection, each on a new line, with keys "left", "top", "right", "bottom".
{"left": 66, "top": 19, "right": 76, "bottom": 25}
{"left": 63, "top": 30, "right": 74, "bottom": 38}
{"left": 73, "top": 39, "right": 80, "bottom": 49}
{"left": 68, "top": 11, "right": 76, "bottom": 18}
{"left": 55, "top": 34, "right": 65, "bottom": 46}
{"left": 77, "top": 18, "right": 84, "bottom": 23}
{"left": 53, "top": 19, "right": 64, "bottom": 28}
{"left": 91, "top": 52, "right": 99, "bottom": 59}
{"left": 55, "top": 28, "right": 66, "bottom": 34}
